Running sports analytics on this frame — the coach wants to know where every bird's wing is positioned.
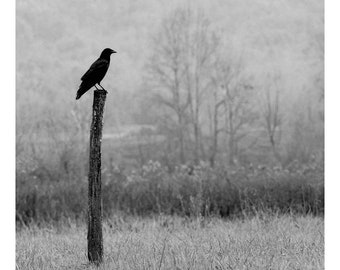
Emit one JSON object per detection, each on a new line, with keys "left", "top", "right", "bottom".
{"left": 81, "top": 58, "right": 109, "bottom": 81}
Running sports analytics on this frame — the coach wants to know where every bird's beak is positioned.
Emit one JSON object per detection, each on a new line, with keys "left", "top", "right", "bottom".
{"left": 111, "top": 49, "right": 117, "bottom": 54}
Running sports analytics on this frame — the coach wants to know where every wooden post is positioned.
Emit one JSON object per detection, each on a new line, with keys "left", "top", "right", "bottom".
{"left": 87, "top": 90, "right": 106, "bottom": 264}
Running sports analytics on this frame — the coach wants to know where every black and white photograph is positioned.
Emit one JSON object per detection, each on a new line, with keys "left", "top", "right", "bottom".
{"left": 13, "top": 0, "right": 327, "bottom": 269}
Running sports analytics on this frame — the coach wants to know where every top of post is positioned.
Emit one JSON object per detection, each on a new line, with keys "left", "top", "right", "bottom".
{"left": 94, "top": 90, "right": 107, "bottom": 96}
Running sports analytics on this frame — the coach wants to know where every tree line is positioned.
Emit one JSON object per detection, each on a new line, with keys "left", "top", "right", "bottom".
{"left": 135, "top": 7, "right": 323, "bottom": 168}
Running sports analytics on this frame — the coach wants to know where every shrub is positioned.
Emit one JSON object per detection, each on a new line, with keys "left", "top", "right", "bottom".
{"left": 16, "top": 159, "right": 324, "bottom": 226}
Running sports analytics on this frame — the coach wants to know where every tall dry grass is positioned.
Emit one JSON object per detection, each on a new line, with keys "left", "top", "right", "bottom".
{"left": 16, "top": 214, "right": 324, "bottom": 270}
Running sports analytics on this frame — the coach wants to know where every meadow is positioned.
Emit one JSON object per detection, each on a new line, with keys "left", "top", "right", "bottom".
{"left": 16, "top": 214, "right": 323, "bottom": 270}
{"left": 16, "top": 151, "right": 324, "bottom": 269}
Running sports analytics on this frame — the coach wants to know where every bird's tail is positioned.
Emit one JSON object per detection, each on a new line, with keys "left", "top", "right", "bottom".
{"left": 75, "top": 90, "right": 83, "bottom": 100}
{"left": 76, "top": 82, "right": 90, "bottom": 100}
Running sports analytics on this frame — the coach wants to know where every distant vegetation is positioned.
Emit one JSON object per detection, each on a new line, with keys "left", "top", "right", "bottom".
{"left": 16, "top": 160, "right": 323, "bottom": 226}
{"left": 16, "top": 0, "right": 323, "bottom": 226}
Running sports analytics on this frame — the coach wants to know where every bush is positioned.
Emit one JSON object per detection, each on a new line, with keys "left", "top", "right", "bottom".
{"left": 16, "top": 158, "right": 324, "bottom": 227}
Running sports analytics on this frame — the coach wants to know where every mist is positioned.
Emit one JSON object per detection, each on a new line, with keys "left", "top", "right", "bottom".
{"left": 16, "top": 0, "right": 323, "bottom": 221}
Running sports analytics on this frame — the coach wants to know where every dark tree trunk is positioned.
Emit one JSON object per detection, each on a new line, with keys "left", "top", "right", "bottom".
{"left": 87, "top": 90, "right": 106, "bottom": 265}
{"left": 178, "top": 113, "right": 185, "bottom": 164}
{"left": 194, "top": 121, "right": 199, "bottom": 165}
{"left": 210, "top": 104, "right": 219, "bottom": 167}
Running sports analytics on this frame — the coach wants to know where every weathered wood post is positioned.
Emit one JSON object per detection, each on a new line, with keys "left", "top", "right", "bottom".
{"left": 88, "top": 90, "right": 107, "bottom": 264}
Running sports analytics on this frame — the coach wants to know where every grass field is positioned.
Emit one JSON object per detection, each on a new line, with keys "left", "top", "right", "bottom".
{"left": 16, "top": 214, "right": 324, "bottom": 270}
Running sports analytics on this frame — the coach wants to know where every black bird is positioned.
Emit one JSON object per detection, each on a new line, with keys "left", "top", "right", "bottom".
{"left": 76, "top": 48, "right": 117, "bottom": 100}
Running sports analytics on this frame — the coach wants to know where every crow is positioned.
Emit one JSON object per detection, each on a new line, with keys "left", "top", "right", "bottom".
{"left": 76, "top": 48, "right": 117, "bottom": 100}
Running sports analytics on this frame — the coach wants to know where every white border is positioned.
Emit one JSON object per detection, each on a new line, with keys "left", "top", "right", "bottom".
{"left": 325, "top": 0, "right": 340, "bottom": 268}
{"left": 8, "top": 0, "right": 332, "bottom": 268}
{"left": 0, "top": 0, "right": 15, "bottom": 269}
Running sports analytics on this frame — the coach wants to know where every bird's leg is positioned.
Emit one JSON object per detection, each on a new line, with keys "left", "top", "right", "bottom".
{"left": 98, "top": 83, "right": 108, "bottom": 94}
{"left": 98, "top": 83, "right": 105, "bottom": 90}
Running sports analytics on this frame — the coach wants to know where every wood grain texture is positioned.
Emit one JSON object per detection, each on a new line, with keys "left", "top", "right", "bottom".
{"left": 87, "top": 90, "right": 107, "bottom": 264}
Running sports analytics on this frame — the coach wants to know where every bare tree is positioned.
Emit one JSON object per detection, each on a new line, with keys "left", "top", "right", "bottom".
{"left": 213, "top": 57, "right": 256, "bottom": 165}
{"left": 147, "top": 8, "right": 219, "bottom": 164}
{"left": 183, "top": 10, "right": 219, "bottom": 164}
{"left": 207, "top": 84, "right": 224, "bottom": 167}
{"left": 147, "top": 8, "right": 191, "bottom": 163}
{"left": 260, "top": 73, "right": 283, "bottom": 164}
